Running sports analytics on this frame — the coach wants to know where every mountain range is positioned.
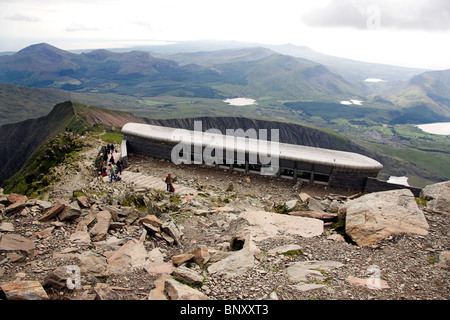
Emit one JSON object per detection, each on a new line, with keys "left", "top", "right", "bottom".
{"left": 1, "top": 42, "right": 449, "bottom": 123}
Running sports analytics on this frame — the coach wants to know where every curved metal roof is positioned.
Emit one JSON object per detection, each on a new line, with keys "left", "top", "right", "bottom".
{"left": 122, "top": 123, "right": 383, "bottom": 172}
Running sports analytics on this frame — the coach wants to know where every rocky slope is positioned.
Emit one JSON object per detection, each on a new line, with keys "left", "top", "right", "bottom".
{"left": 0, "top": 132, "right": 449, "bottom": 302}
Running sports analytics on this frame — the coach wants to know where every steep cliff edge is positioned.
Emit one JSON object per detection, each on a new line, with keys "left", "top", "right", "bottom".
{"left": 0, "top": 101, "right": 144, "bottom": 185}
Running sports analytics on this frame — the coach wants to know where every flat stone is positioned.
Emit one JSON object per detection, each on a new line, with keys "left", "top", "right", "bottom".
{"left": 172, "top": 253, "right": 195, "bottom": 266}
{"left": 89, "top": 210, "right": 111, "bottom": 242}
{"left": 164, "top": 278, "right": 209, "bottom": 300}
{"left": 347, "top": 275, "right": 390, "bottom": 290}
{"left": 139, "top": 215, "right": 163, "bottom": 228}
{"left": 172, "top": 266, "right": 204, "bottom": 286}
{"left": 4, "top": 200, "right": 27, "bottom": 215}
{"left": 36, "top": 200, "right": 53, "bottom": 210}
{"left": 39, "top": 203, "right": 65, "bottom": 221}
{"left": 286, "top": 260, "right": 344, "bottom": 282}
{"left": 208, "top": 248, "right": 255, "bottom": 278}
{"left": 290, "top": 283, "right": 328, "bottom": 292}
{"left": 1, "top": 280, "right": 48, "bottom": 300}
{"left": 161, "top": 220, "right": 182, "bottom": 245}
{"left": 79, "top": 251, "right": 109, "bottom": 277}
{"left": 268, "top": 244, "right": 302, "bottom": 255}
{"left": 33, "top": 226, "right": 55, "bottom": 239}
{"left": 299, "top": 193, "right": 311, "bottom": 202}
{"left": 107, "top": 239, "right": 151, "bottom": 273}
{"left": 0, "top": 222, "right": 14, "bottom": 232}
{"left": 58, "top": 203, "right": 82, "bottom": 221}
{"left": 148, "top": 274, "right": 171, "bottom": 300}
{"left": 69, "top": 230, "right": 91, "bottom": 245}
{"left": 239, "top": 210, "right": 323, "bottom": 241}
{"left": 188, "top": 245, "right": 210, "bottom": 265}
{"left": 290, "top": 210, "right": 337, "bottom": 220}
{"left": 0, "top": 233, "right": 35, "bottom": 256}
{"left": 145, "top": 262, "right": 176, "bottom": 275}
{"left": 7, "top": 194, "right": 28, "bottom": 204}
{"left": 76, "top": 196, "right": 90, "bottom": 208}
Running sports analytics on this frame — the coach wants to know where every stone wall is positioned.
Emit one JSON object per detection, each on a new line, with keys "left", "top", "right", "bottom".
{"left": 364, "top": 177, "right": 422, "bottom": 197}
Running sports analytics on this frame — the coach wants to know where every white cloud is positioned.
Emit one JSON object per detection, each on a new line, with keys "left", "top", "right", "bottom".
{"left": 65, "top": 24, "right": 99, "bottom": 32}
{"left": 5, "top": 13, "right": 41, "bottom": 22}
{"left": 301, "top": 0, "right": 450, "bottom": 31}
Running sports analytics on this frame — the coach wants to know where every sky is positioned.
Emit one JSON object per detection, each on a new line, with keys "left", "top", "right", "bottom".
{"left": 1, "top": 0, "right": 449, "bottom": 70}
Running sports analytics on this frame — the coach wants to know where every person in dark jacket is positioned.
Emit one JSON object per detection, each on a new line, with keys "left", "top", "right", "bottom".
{"left": 165, "top": 173, "right": 173, "bottom": 192}
{"left": 116, "top": 159, "right": 123, "bottom": 175}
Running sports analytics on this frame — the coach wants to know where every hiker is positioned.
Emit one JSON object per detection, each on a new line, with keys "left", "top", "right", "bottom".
{"left": 165, "top": 173, "right": 173, "bottom": 192}
{"left": 109, "top": 163, "right": 118, "bottom": 183}
{"left": 109, "top": 153, "right": 115, "bottom": 165}
{"left": 116, "top": 158, "right": 123, "bottom": 175}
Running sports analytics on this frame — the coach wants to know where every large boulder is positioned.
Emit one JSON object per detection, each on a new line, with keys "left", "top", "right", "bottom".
{"left": 238, "top": 210, "right": 323, "bottom": 241}
{"left": 420, "top": 181, "right": 450, "bottom": 214}
{"left": 344, "top": 189, "right": 429, "bottom": 246}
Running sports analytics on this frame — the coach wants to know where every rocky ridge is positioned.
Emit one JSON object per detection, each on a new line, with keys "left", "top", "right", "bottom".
{"left": 0, "top": 133, "right": 449, "bottom": 301}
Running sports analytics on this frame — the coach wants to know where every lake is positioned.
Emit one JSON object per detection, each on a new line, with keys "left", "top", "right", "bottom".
{"left": 416, "top": 122, "right": 450, "bottom": 135}
{"left": 224, "top": 98, "right": 257, "bottom": 106}
{"left": 340, "top": 99, "right": 363, "bottom": 105}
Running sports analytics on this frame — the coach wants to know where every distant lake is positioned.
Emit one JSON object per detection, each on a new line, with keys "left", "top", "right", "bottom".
{"left": 416, "top": 122, "right": 450, "bottom": 135}
{"left": 224, "top": 98, "right": 257, "bottom": 106}
{"left": 340, "top": 99, "right": 363, "bottom": 105}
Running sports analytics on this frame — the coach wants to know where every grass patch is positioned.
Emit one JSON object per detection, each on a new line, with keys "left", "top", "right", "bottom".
{"left": 100, "top": 132, "right": 123, "bottom": 144}
{"left": 281, "top": 250, "right": 303, "bottom": 257}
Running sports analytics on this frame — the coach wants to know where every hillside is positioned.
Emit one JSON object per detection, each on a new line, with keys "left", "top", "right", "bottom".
{"left": 386, "top": 69, "right": 450, "bottom": 118}
{"left": 165, "top": 47, "right": 274, "bottom": 66}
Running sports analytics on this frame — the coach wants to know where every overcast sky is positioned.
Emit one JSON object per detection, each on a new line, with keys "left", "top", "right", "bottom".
{"left": 1, "top": 0, "right": 449, "bottom": 70}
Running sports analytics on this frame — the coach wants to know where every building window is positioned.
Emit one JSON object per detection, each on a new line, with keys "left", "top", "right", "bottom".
{"left": 314, "top": 173, "right": 330, "bottom": 183}
{"left": 280, "top": 167, "right": 295, "bottom": 178}
{"left": 297, "top": 170, "right": 311, "bottom": 180}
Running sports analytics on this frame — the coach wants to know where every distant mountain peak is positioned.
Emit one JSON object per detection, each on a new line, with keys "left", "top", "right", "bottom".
{"left": 16, "top": 43, "right": 71, "bottom": 57}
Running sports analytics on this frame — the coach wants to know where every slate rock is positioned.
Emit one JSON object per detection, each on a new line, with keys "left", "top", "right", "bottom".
{"left": 1, "top": 280, "right": 49, "bottom": 300}
{"left": 0, "top": 233, "right": 35, "bottom": 256}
